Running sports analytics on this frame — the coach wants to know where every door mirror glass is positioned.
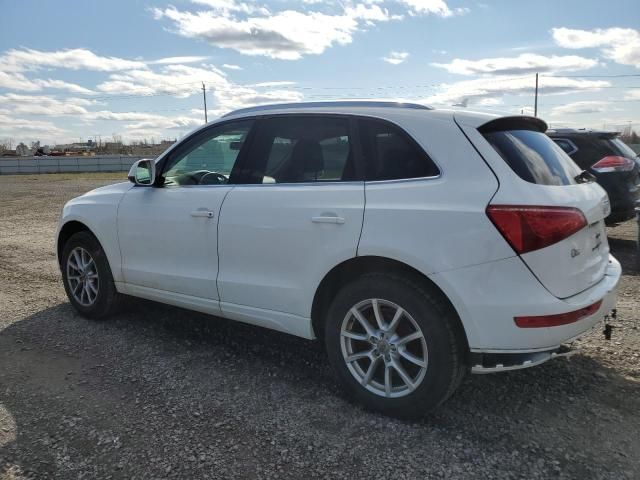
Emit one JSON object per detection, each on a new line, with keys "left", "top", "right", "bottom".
{"left": 128, "top": 159, "right": 156, "bottom": 186}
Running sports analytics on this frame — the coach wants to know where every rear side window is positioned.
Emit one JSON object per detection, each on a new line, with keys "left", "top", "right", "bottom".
{"left": 246, "top": 116, "right": 355, "bottom": 184}
{"left": 483, "top": 129, "right": 581, "bottom": 186}
{"left": 358, "top": 118, "right": 439, "bottom": 181}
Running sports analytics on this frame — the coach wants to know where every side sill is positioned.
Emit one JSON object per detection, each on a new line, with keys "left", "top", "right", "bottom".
{"left": 114, "top": 282, "right": 222, "bottom": 316}
{"left": 113, "top": 282, "right": 315, "bottom": 341}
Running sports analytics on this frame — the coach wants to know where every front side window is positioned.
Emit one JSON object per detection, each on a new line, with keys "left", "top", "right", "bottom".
{"left": 245, "top": 116, "right": 355, "bottom": 184}
{"left": 162, "top": 120, "right": 253, "bottom": 186}
{"left": 358, "top": 118, "right": 440, "bottom": 181}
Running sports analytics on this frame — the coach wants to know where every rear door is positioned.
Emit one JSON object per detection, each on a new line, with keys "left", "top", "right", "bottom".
{"left": 217, "top": 115, "right": 365, "bottom": 324}
{"left": 458, "top": 117, "right": 610, "bottom": 299}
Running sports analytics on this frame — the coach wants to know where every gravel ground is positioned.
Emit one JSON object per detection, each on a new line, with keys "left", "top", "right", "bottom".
{"left": 0, "top": 173, "right": 639, "bottom": 480}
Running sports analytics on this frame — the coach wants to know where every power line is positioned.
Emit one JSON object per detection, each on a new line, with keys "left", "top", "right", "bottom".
{"left": 541, "top": 74, "right": 640, "bottom": 78}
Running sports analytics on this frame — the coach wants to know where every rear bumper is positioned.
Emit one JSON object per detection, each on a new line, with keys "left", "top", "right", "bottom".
{"left": 430, "top": 254, "right": 621, "bottom": 352}
{"left": 470, "top": 344, "right": 580, "bottom": 373}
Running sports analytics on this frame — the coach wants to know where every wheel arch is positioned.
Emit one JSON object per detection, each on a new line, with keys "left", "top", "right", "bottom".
{"left": 57, "top": 220, "right": 97, "bottom": 268}
{"left": 311, "top": 255, "right": 469, "bottom": 351}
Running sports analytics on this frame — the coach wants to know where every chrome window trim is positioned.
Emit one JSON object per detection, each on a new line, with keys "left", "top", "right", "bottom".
{"left": 217, "top": 180, "right": 365, "bottom": 188}
{"left": 365, "top": 173, "right": 442, "bottom": 185}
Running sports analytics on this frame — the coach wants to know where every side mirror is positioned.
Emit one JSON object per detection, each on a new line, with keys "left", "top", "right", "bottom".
{"left": 128, "top": 159, "right": 156, "bottom": 186}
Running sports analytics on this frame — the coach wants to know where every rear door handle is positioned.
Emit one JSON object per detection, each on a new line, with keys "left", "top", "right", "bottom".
{"left": 191, "top": 209, "right": 214, "bottom": 218}
{"left": 312, "top": 215, "right": 345, "bottom": 224}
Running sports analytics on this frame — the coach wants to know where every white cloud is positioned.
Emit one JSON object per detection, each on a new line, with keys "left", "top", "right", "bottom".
{"left": 424, "top": 75, "right": 609, "bottom": 106}
{"left": 150, "top": 56, "right": 210, "bottom": 65}
{"left": 397, "top": 0, "right": 467, "bottom": 17}
{"left": 96, "top": 63, "right": 303, "bottom": 114}
{"left": 153, "top": 6, "right": 363, "bottom": 60}
{"left": 248, "top": 81, "right": 296, "bottom": 87}
{"left": 550, "top": 101, "right": 610, "bottom": 115}
{"left": 222, "top": 63, "right": 243, "bottom": 70}
{"left": 99, "top": 112, "right": 203, "bottom": 131}
{"left": 0, "top": 48, "right": 147, "bottom": 73}
{"left": 0, "top": 70, "right": 95, "bottom": 94}
{"left": 152, "top": 0, "right": 460, "bottom": 60}
{"left": 383, "top": 51, "right": 409, "bottom": 65}
{"left": 0, "top": 112, "right": 68, "bottom": 142}
{"left": 432, "top": 53, "right": 598, "bottom": 75}
{"left": 96, "top": 64, "right": 229, "bottom": 98}
{"left": 0, "top": 94, "right": 95, "bottom": 116}
{"left": 626, "top": 90, "right": 640, "bottom": 100}
{"left": 552, "top": 27, "right": 640, "bottom": 68}
{"left": 191, "top": 0, "right": 270, "bottom": 15}
{"left": 345, "top": 3, "right": 398, "bottom": 23}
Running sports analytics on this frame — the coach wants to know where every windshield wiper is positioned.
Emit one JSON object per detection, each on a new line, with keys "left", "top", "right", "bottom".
{"left": 574, "top": 170, "right": 596, "bottom": 184}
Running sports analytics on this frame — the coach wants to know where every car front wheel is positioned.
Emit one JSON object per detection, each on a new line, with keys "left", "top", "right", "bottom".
{"left": 324, "top": 273, "right": 467, "bottom": 419}
{"left": 61, "top": 231, "right": 121, "bottom": 319}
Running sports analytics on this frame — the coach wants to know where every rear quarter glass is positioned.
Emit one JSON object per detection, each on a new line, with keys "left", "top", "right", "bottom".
{"left": 483, "top": 130, "right": 582, "bottom": 186}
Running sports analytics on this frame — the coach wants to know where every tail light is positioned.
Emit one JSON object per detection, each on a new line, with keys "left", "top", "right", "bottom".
{"left": 515, "top": 300, "right": 602, "bottom": 328}
{"left": 591, "top": 155, "right": 635, "bottom": 173}
{"left": 486, "top": 205, "right": 587, "bottom": 254}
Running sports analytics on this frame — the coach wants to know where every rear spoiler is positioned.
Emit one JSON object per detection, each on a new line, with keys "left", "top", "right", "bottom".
{"left": 478, "top": 116, "right": 548, "bottom": 134}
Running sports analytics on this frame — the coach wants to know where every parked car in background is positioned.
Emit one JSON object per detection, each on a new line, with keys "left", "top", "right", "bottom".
{"left": 56, "top": 102, "right": 621, "bottom": 418}
{"left": 547, "top": 129, "right": 640, "bottom": 225}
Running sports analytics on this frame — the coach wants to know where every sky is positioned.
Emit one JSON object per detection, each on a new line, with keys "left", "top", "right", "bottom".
{"left": 0, "top": 0, "right": 639, "bottom": 145}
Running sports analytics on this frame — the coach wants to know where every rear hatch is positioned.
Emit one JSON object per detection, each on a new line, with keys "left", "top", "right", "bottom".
{"left": 457, "top": 115, "right": 611, "bottom": 299}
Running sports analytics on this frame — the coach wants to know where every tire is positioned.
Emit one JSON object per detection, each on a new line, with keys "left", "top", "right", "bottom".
{"left": 324, "top": 273, "right": 467, "bottom": 419}
{"left": 61, "top": 231, "right": 121, "bottom": 319}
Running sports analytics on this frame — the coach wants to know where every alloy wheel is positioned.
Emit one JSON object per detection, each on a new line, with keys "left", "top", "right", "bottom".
{"left": 340, "top": 298, "right": 428, "bottom": 398}
{"left": 66, "top": 247, "right": 99, "bottom": 307}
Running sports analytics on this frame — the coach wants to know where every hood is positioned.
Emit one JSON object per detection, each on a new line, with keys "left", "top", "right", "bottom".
{"left": 64, "top": 181, "right": 133, "bottom": 209}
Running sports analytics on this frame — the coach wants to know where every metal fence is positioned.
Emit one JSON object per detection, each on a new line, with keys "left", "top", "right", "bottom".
{"left": 0, "top": 155, "right": 145, "bottom": 175}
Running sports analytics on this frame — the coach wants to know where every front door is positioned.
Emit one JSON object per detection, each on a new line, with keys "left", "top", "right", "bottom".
{"left": 117, "top": 119, "right": 254, "bottom": 301}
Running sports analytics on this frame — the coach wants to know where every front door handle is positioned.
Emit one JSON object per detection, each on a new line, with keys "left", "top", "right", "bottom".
{"left": 191, "top": 209, "right": 214, "bottom": 218}
{"left": 312, "top": 215, "right": 345, "bottom": 224}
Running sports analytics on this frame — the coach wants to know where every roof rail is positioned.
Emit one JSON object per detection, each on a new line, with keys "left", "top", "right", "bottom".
{"left": 222, "top": 101, "right": 432, "bottom": 118}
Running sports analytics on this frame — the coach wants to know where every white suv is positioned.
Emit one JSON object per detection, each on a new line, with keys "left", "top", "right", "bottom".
{"left": 56, "top": 101, "right": 621, "bottom": 418}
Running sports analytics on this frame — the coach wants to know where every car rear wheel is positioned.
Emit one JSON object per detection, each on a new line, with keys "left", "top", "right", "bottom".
{"left": 61, "top": 231, "right": 121, "bottom": 319}
{"left": 324, "top": 273, "right": 467, "bottom": 419}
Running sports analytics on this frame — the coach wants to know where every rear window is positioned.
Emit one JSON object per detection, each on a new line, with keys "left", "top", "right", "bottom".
{"left": 483, "top": 129, "right": 581, "bottom": 186}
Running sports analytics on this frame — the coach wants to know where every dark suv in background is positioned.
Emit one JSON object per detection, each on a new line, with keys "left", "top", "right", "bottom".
{"left": 547, "top": 129, "right": 640, "bottom": 225}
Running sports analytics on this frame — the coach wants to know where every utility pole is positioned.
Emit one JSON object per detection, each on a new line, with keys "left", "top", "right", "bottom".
{"left": 534, "top": 73, "right": 539, "bottom": 117}
{"left": 202, "top": 82, "right": 208, "bottom": 124}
